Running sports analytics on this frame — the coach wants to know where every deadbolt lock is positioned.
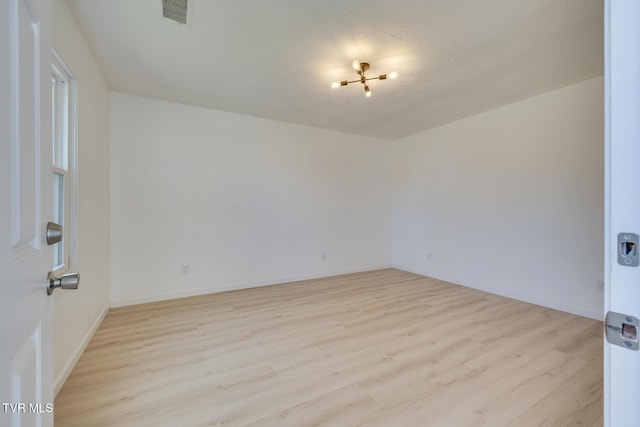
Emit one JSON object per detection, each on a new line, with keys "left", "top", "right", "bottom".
{"left": 46, "top": 222, "right": 63, "bottom": 245}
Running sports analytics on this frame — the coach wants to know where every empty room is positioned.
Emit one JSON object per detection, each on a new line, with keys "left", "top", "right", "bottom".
{"left": 3, "top": 0, "right": 639, "bottom": 426}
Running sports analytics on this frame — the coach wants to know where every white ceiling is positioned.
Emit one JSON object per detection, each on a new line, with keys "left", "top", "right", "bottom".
{"left": 67, "top": 0, "right": 603, "bottom": 140}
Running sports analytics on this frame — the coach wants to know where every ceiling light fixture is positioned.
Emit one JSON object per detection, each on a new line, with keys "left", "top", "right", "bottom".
{"left": 331, "top": 61, "right": 397, "bottom": 98}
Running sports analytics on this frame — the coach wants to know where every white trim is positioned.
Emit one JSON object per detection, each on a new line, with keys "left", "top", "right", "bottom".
{"left": 54, "top": 305, "right": 109, "bottom": 397}
{"left": 603, "top": 0, "right": 612, "bottom": 423}
{"left": 110, "top": 264, "right": 392, "bottom": 308}
{"left": 393, "top": 264, "right": 602, "bottom": 321}
{"left": 52, "top": 48, "right": 76, "bottom": 80}
{"left": 67, "top": 64, "right": 78, "bottom": 272}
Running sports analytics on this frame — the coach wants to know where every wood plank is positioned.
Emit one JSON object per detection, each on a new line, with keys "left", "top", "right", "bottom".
{"left": 55, "top": 269, "right": 602, "bottom": 426}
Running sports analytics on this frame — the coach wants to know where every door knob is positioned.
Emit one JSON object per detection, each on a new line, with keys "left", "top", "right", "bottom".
{"left": 47, "top": 271, "right": 80, "bottom": 295}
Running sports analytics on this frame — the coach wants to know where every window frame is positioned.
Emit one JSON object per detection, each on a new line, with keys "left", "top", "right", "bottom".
{"left": 51, "top": 48, "right": 78, "bottom": 274}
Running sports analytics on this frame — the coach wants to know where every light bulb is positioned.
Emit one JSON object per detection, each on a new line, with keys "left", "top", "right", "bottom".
{"left": 352, "top": 60, "right": 361, "bottom": 70}
{"left": 388, "top": 71, "right": 398, "bottom": 79}
{"left": 331, "top": 81, "right": 340, "bottom": 89}
{"left": 364, "top": 85, "right": 372, "bottom": 98}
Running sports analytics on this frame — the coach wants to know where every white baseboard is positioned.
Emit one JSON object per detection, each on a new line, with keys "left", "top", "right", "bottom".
{"left": 393, "top": 264, "right": 602, "bottom": 321}
{"left": 110, "top": 264, "right": 393, "bottom": 308}
{"left": 54, "top": 304, "right": 109, "bottom": 397}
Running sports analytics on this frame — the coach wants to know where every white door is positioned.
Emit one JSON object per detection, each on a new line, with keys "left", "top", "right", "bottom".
{"left": 604, "top": 0, "right": 640, "bottom": 426}
{"left": 1, "top": 0, "right": 55, "bottom": 426}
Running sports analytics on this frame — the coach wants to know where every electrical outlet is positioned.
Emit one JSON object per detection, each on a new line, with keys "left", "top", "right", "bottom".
{"left": 597, "top": 280, "right": 604, "bottom": 293}
{"left": 321, "top": 252, "right": 327, "bottom": 261}
{"left": 181, "top": 264, "right": 190, "bottom": 275}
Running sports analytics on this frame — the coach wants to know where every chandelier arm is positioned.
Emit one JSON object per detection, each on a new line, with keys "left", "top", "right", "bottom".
{"left": 332, "top": 61, "right": 394, "bottom": 97}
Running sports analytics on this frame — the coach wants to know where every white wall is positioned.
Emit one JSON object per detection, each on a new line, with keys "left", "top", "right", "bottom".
{"left": 110, "top": 93, "right": 392, "bottom": 306}
{"left": 52, "top": 0, "right": 111, "bottom": 395}
{"left": 111, "top": 79, "right": 604, "bottom": 318}
{"left": 392, "top": 77, "right": 604, "bottom": 319}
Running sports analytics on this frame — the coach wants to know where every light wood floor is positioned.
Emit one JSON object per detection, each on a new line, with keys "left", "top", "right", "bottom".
{"left": 55, "top": 269, "right": 602, "bottom": 426}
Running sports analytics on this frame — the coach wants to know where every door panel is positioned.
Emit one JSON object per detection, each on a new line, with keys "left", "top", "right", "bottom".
{"left": 2, "top": 0, "right": 54, "bottom": 426}
{"left": 11, "top": 0, "right": 41, "bottom": 264}
{"left": 11, "top": 326, "right": 42, "bottom": 427}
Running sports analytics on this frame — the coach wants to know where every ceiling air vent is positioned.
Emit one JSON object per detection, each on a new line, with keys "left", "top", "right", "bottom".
{"left": 161, "top": 0, "right": 192, "bottom": 26}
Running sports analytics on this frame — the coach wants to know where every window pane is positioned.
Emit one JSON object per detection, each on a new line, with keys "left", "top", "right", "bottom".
{"left": 53, "top": 171, "right": 65, "bottom": 268}
{"left": 52, "top": 77, "right": 56, "bottom": 165}
{"left": 52, "top": 77, "right": 68, "bottom": 170}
